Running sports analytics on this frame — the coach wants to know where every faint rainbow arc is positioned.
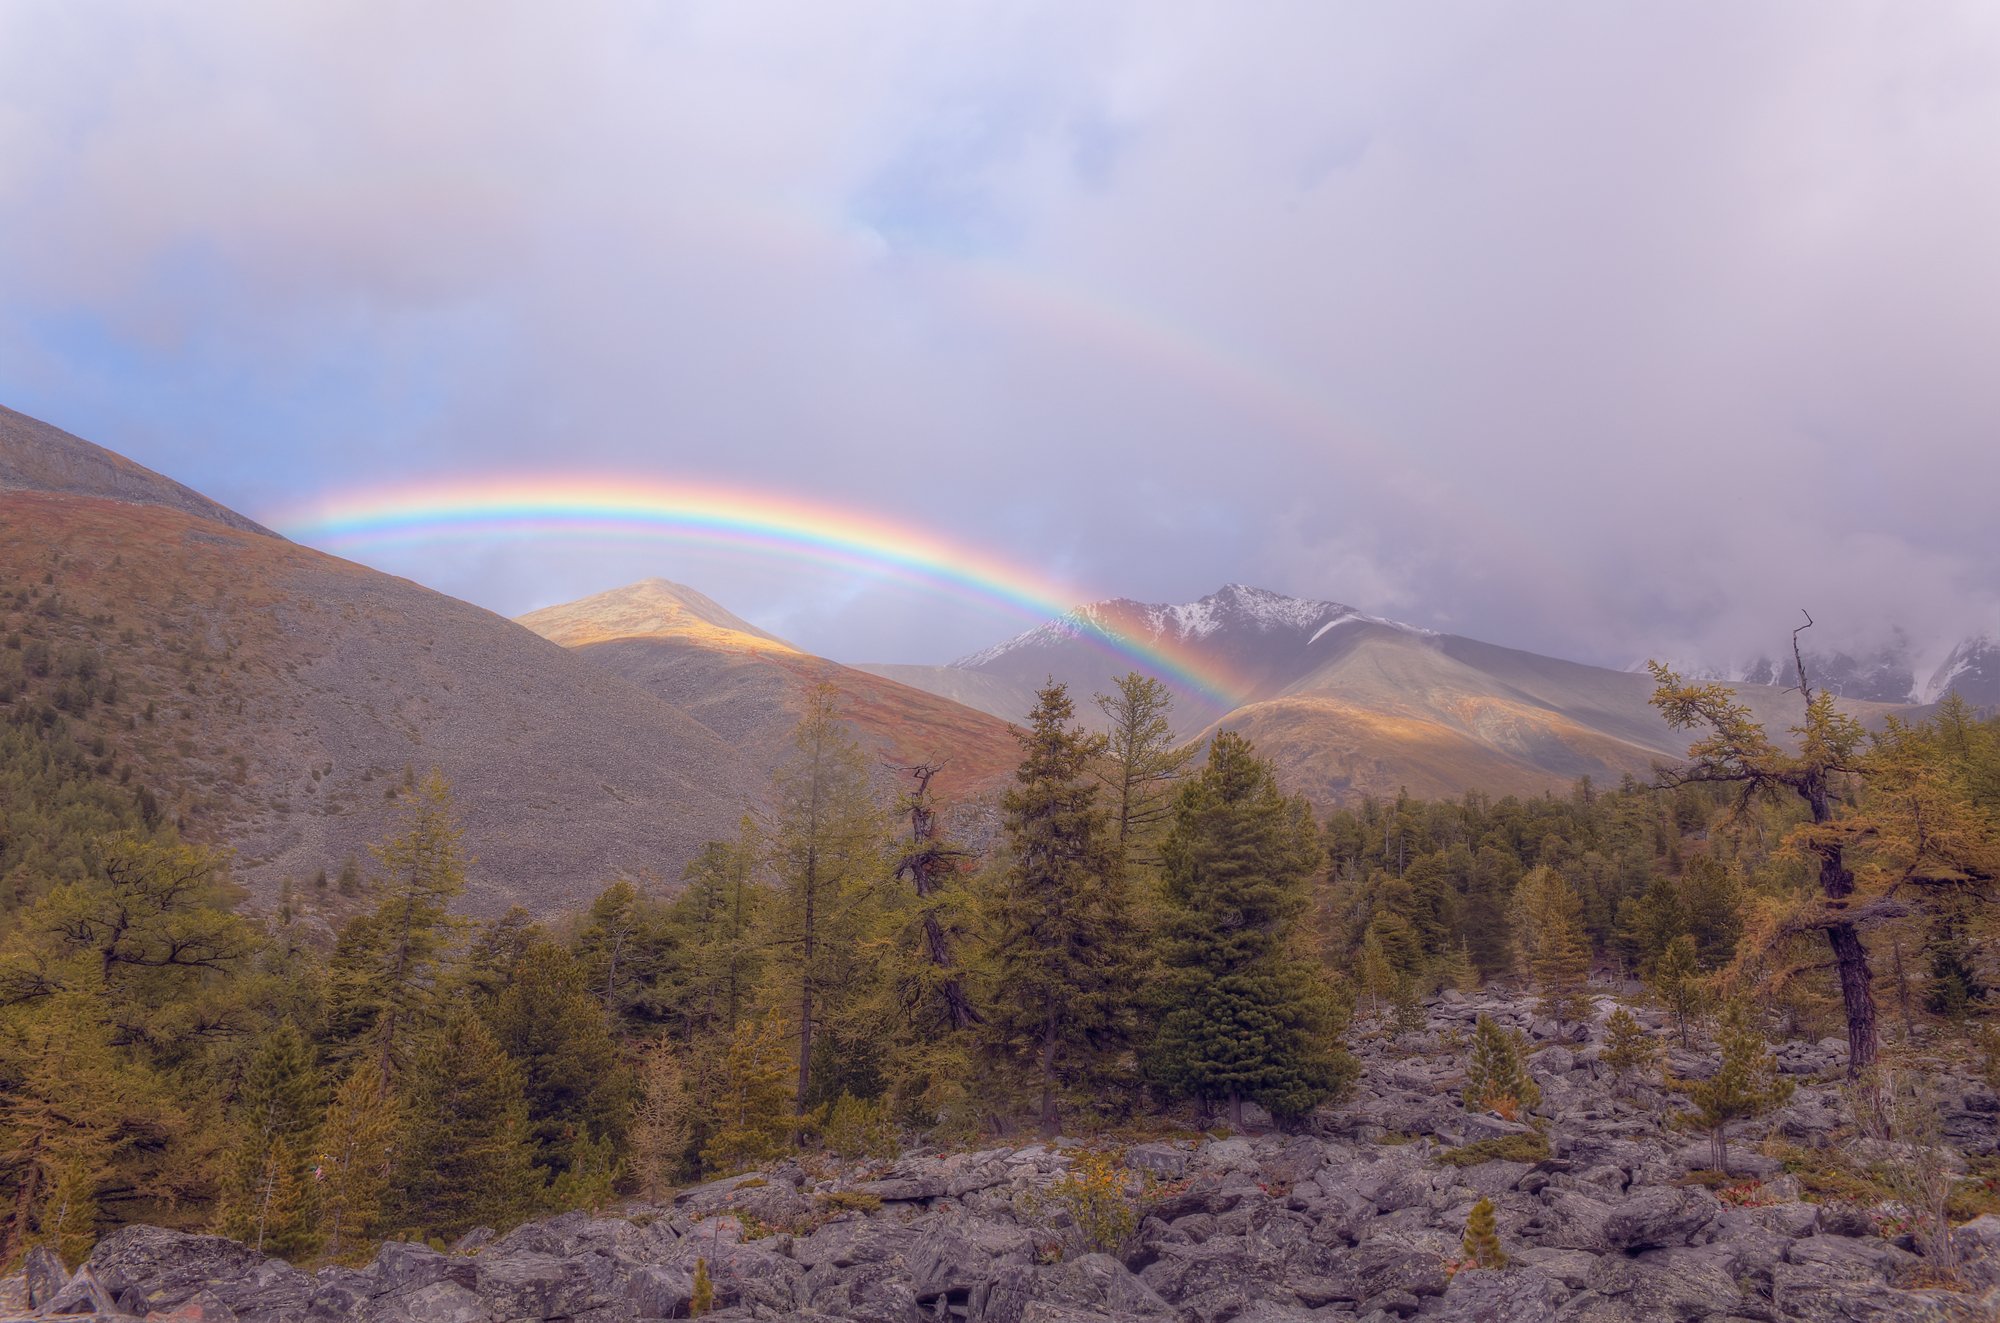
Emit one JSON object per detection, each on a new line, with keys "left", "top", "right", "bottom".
{"left": 268, "top": 477, "right": 1250, "bottom": 704}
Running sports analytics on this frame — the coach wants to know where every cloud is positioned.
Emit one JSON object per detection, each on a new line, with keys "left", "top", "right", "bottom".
{"left": 2, "top": 1, "right": 1997, "bottom": 667}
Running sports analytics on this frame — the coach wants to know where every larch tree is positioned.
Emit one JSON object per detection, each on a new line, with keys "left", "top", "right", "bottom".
{"left": 1094, "top": 672, "right": 1195, "bottom": 869}
{"left": 767, "top": 687, "right": 883, "bottom": 1114}
{"left": 314, "top": 1062, "right": 398, "bottom": 1263}
{"left": 323, "top": 772, "right": 469, "bottom": 1082}
{"left": 1146, "top": 732, "right": 1356, "bottom": 1127}
{"left": 986, "top": 681, "right": 1134, "bottom": 1137}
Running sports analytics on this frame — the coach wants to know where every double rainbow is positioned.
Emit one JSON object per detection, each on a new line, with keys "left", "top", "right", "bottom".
{"left": 270, "top": 477, "right": 1250, "bottom": 704}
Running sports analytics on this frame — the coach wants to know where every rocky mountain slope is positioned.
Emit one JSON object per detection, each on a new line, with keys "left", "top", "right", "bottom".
{"left": 13, "top": 988, "right": 2000, "bottom": 1322}
{"left": 519, "top": 580, "right": 1023, "bottom": 801}
{"left": 0, "top": 407, "right": 765, "bottom": 915}
{"left": 870, "top": 585, "right": 1910, "bottom": 807}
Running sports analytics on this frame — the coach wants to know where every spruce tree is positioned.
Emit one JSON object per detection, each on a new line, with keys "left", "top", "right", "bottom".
{"left": 1146, "top": 733, "right": 1356, "bottom": 1127}
{"left": 1463, "top": 1015, "right": 1540, "bottom": 1118}
{"left": 986, "top": 682, "right": 1132, "bottom": 1136}
{"left": 1680, "top": 1003, "right": 1792, "bottom": 1173}
{"left": 1461, "top": 1196, "right": 1506, "bottom": 1269}
{"left": 487, "top": 940, "right": 629, "bottom": 1193}
{"left": 392, "top": 1007, "right": 535, "bottom": 1239}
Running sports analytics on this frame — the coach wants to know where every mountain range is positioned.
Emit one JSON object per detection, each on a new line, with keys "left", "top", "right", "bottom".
{"left": 1, "top": 402, "right": 1984, "bottom": 914}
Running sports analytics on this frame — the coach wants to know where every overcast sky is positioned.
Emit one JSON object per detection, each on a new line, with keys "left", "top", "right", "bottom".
{"left": 2, "top": 3, "right": 1996, "bottom": 671}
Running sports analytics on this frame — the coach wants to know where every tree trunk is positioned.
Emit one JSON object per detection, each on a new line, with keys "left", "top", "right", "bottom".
{"left": 797, "top": 847, "right": 816, "bottom": 1114}
{"left": 2, "top": 1155, "right": 39, "bottom": 1266}
{"left": 1827, "top": 920, "right": 1878, "bottom": 1076}
{"left": 1039, "top": 999, "right": 1059, "bottom": 1139}
{"left": 1228, "top": 1091, "right": 1244, "bottom": 1132}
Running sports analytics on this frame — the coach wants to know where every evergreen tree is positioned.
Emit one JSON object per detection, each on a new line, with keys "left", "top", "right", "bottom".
{"left": 1146, "top": 734, "right": 1356, "bottom": 1126}
{"left": 1093, "top": 672, "right": 1195, "bottom": 870}
{"left": 1462, "top": 1015, "right": 1540, "bottom": 1118}
{"left": 220, "top": 1022, "right": 321, "bottom": 1256}
{"left": 486, "top": 940, "right": 630, "bottom": 1195}
{"left": 1679, "top": 1003, "right": 1793, "bottom": 1172}
{"left": 1600, "top": 1007, "right": 1660, "bottom": 1096}
{"left": 314, "top": 1062, "right": 397, "bottom": 1263}
{"left": 323, "top": 773, "right": 468, "bottom": 1080}
{"left": 1649, "top": 935, "right": 1706, "bottom": 1047}
{"left": 883, "top": 762, "right": 980, "bottom": 1125}
{"left": 766, "top": 686, "right": 884, "bottom": 1113}
{"left": 701, "top": 1014, "right": 794, "bottom": 1174}
{"left": 1532, "top": 912, "right": 1592, "bottom": 1032}
{"left": 986, "top": 682, "right": 1133, "bottom": 1136}
{"left": 392, "top": 1007, "right": 535, "bottom": 1239}
{"left": 1461, "top": 1196, "right": 1506, "bottom": 1269}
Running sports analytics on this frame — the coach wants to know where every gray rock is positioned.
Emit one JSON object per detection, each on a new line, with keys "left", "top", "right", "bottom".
{"left": 24, "top": 1245, "right": 68, "bottom": 1309}
{"left": 1599, "top": 1186, "right": 1720, "bottom": 1252}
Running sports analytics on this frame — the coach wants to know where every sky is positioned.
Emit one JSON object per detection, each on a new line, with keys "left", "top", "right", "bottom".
{"left": 2, "top": 2, "right": 1997, "bottom": 673}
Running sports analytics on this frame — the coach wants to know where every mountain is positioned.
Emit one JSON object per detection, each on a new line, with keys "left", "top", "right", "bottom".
{"left": 1642, "top": 632, "right": 2000, "bottom": 709}
{"left": 870, "top": 584, "right": 1911, "bottom": 807}
{"left": 1925, "top": 636, "right": 2000, "bottom": 710}
{"left": 517, "top": 580, "right": 1022, "bottom": 801}
{"left": 0, "top": 406, "right": 765, "bottom": 915}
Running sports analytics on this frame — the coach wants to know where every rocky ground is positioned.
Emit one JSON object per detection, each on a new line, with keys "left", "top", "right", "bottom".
{"left": 10, "top": 990, "right": 2000, "bottom": 1322}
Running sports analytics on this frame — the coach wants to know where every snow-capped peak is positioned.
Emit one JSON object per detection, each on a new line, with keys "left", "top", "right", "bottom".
{"left": 950, "top": 585, "right": 1424, "bottom": 669}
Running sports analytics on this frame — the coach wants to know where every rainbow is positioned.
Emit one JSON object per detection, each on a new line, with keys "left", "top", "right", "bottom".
{"left": 268, "top": 477, "right": 1252, "bottom": 704}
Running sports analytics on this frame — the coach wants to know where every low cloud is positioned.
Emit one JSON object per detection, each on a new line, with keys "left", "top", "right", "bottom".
{"left": 2, "top": 2, "right": 1996, "bottom": 666}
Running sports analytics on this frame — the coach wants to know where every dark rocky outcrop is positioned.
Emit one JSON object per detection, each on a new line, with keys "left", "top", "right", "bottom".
{"left": 8, "top": 991, "right": 2000, "bottom": 1322}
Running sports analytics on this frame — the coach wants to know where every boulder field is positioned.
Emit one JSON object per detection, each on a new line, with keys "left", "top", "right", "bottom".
{"left": 8, "top": 990, "right": 2000, "bottom": 1322}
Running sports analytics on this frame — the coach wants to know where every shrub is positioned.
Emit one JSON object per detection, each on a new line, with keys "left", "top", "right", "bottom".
{"left": 1438, "top": 1133, "right": 1551, "bottom": 1167}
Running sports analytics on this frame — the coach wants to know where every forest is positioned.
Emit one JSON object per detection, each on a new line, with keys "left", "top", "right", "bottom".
{"left": 1, "top": 613, "right": 1997, "bottom": 1274}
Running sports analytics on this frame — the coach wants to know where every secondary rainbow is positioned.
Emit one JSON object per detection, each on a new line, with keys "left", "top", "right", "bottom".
{"left": 270, "top": 476, "right": 1251, "bottom": 704}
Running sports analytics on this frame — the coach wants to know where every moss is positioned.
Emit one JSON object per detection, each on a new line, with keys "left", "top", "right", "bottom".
{"left": 820, "top": 1190, "right": 884, "bottom": 1213}
{"left": 732, "top": 1176, "right": 768, "bottom": 1189}
{"left": 1437, "top": 1133, "right": 1551, "bottom": 1167}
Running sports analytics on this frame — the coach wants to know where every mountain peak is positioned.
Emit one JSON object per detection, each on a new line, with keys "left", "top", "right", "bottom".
{"left": 517, "top": 579, "right": 796, "bottom": 652}
{"left": 951, "top": 584, "right": 1422, "bottom": 671}
{"left": 0, "top": 403, "right": 275, "bottom": 537}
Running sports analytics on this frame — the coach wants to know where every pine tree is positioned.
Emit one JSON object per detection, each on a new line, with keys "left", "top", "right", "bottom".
{"left": 767, "top": 686, "right": 884, "bottom": 1114}
{"left": 1600, "top": 1007, "right": 1659, "bottom": 1096}
{"left": 1680, "top": 1003, "right": 1792, "bottom": 1173}
{"left": 986, "top": 682, "right": 1133, "bottom": 1136}
{"left": 487, "top": 940, "right": 630, "bottom": 1194}
{"left": 1146, "top": 734, "right": 1357, "bottom": 1127}
{"left": 1649, "top": 935, "right": 1706, "bottom": 1047}
{"left": 315, "top": 1062, "right": 397, "bottom": 1262}
{"left": 700, "top": 1015, "right": 794, "bottom": 1174}
{"left": 392, "top": 1007, "right": 535, "bottom": 1239}
{"left": 323, "top": 773, "right": 468, "bottom": 1080}
{"left": 1463, "top": 1015, "right": 1540, "bottom": 1119}
{"left": 629, "top": 1037, "right": 692, "bottom": 1202}
{"left": 1461, "top": 1196, "right": 1506, "bottom": 1269}
{"left": 1357, "top": 927, "right": 1396, "bottom": 1020}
